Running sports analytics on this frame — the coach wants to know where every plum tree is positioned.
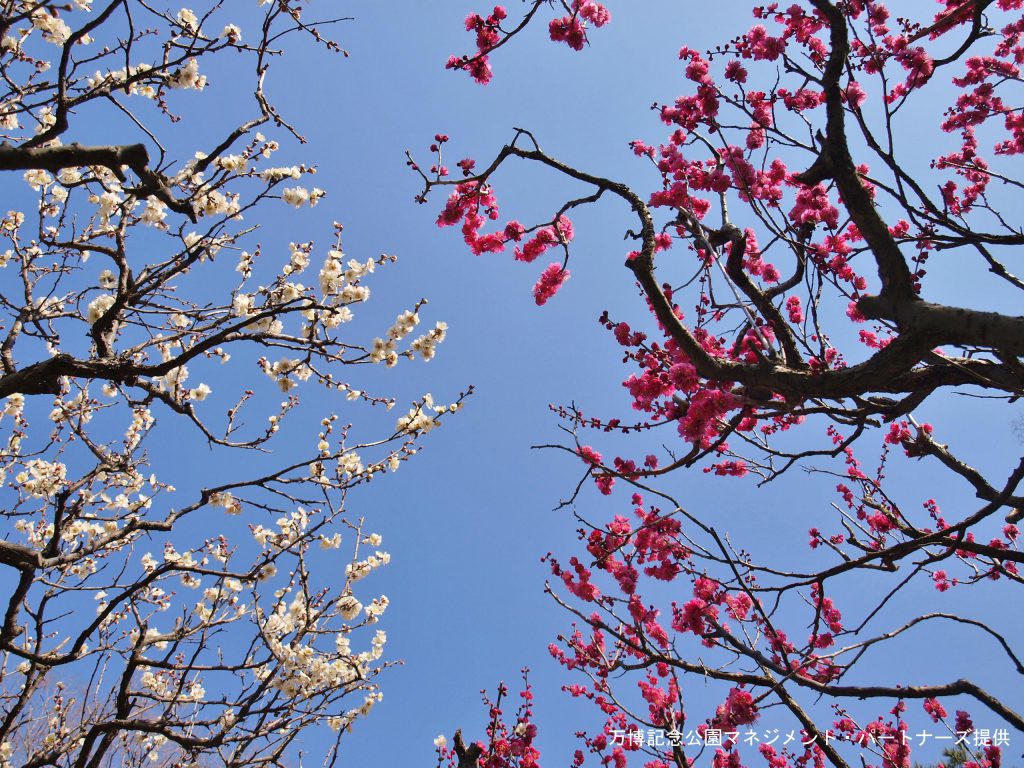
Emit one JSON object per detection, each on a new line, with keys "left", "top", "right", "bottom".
{"left": 422, "top": 2, "right": 1024, "bottom": 767}
{"left": 0, "top": 3, "right": 461, "bottom": 766}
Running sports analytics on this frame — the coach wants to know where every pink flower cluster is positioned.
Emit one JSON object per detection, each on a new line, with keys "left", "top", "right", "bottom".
{"left": 513, "top": 215, "right": 574, "bottom": 262}
{"left": 445, "top": 5, "right": 508, "bottom": 84}
{"left": 432, "top": 159, "right": 575, "bottom": 304}
{"left": 549, "top": 1, "right": 610, "bottom": 51}
{"left": 438, "top": 673, "right": 541, "bottom": 768}
{"left": 449, "top": 1, "right": 610, "bottom": 82}
{"left": 532, "top": 263, "right": 570, "bottom": 306}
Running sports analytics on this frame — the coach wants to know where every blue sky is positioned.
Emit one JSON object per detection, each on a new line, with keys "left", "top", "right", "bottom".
{"left": 10, "top": 1, "right": 1021, "bottom": 766}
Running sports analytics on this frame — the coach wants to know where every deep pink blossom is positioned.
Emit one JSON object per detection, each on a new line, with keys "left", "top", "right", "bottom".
{"left": 532, "top": 263, "right": 570, "bottom": 305}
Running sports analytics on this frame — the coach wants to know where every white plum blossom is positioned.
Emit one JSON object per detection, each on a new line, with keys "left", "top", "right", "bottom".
{"left": 281, "top": 187, "right": 325, "bottom": 208}
{"left": 396, "top": 394, "right": 449, "bottom": 434}
{"left": 0, "top": 5, "right": 460, "bottom": 757}
{"left": 31, "top": 10, "right": 72, "bottom": 45}
{"left": 260, "top": 166, "right": 302, "bottom": 182}
{"left": 337, "top": 450, "right": 364, "bottom": 477}
{"left": 216, "top": 153, "right": 247, "bottom": 172}
{"left": 16, "top": 459, "right": 68, "bottom": 497}
{"left": 188, "top": 383, "right": 211, "bottom": 401}
{"left": 210, "top": 492, "right": 242, "bottom": 515}
{"left": 198, "top": 189, "right": 240, "bottom": 217}
{"left": 177, "top": 8, "right": 199, "bottom": 31}
{"left": 3, "top": 394, "right": 25, "bottom": 417}
{"left": 140, "top": 197, "right": 167, "bottom": 226}
{"left": 321, "top": 306, "right": 353, "bottom": 327}
{"left": 91, "top": 191, "right": 124, "bottom": 225}
{"left": 285, "top": 242, "right": 311, "bottom": 274}
{"left": 389, "top": 309, "right": 420, "bottom": 339}
{"left": 410, "top": 322, "right": 448, "bottom": 361}
{"left": 231, "top": 293, "right": 254, "bottom": 317}
{"left": 23, "top": 169, "right": 52, "bottom": 191}
{"left": 86, "top": 294, "right": 116, "bottom": 324}
{"left": 34, "top": 107, "right": 56, "bottom": 134}
{"left": 340, "top": 284, "right": 370, "bottom": 303}
{"left": 337, "top": 594, "right": 362, "bottom": 620}
{"left": 281, "top": 187, "right": 309, "bottom": 207}
{"left": 170, "top": 58, "right": 206, "bottom": 90}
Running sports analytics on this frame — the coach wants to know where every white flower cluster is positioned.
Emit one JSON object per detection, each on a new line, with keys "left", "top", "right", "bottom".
{"left": 411, "top": 321, "right": 448, "bottom": 362}
{"left": 160, "top": 543, "right": 202, "bottom": 588}
{"left": 176, "top": 8, "right": 199, "bottom": 32}
{"left": 85, "top": 293, "right": 115, "bottom": 324}
{"left": 31, "top": 9, "right": 72, "bottom": 45}
{"left": 252, "top": 507, "right": 311, "bottom": 551}
{"left": 260, "top": 166, "right": 303, "bottom": 182}
{"left": 195, "top": 187, "right": 240, "bottom": 218}
{"left": 345, "top": 550, "right": 391, "bottom": 583}
{"left": 281, "top": 186, "right": 325, "bottom": 208}
{"left": 23, "top": 168, "right": 51, "bottom": 191}
{"left": 98, "top": 269, "right": 117, "bottom": 289}
{"left": 87, "top": 64, "right": 158, "bottom": 98}
{"left": 210, "top": 491, "right": 242, "bottom": 514}
{"left": 369, "top": 309, "right": 418, "bottom": 366}
{"left": 15, "top": 459, "right": 67, "bottom": 497}
{"left": 34, "top": 107, "right": 56, "bottom": 135}
{"left": 14, "top": 519, "right": 54, "bottom": 549}
{"left": 139, "top": 668, "right": 174, "bottom": 698}
{"left": 3, "top": 393, "right": 24, "bottom": 418}
{"left": 319, "top": 532, "right": 343, "bottom": 550}
{"left": 183, "top": 231, "right": 231, "bottom": 260}
{"left": 169, "top": 57, "right": 206, "bottom": 90}
{"left": 89, "top": 190, "right": 122, "bottom": 227}
{"left": 395, "top": 394, "right": 459, "bottom": 434}
{"left": 364, "top": 595, "right": 389, "bottom": 622}
{"left": 263, "top": 357, "right": 313, "bottom": 393}
{"left": 2, "top": 210, "right": 24, "bottom": 231}
{"left": 215, "top": 153, "right": 247, "bottom": 173}
{"left": 155, "top": 361, "right": 190, "bottom": 395}
{"left": 268, "top": 280, "right": 306, "bottom": 307}
{"left": 49, "top": 390, "right": 93, "bottom": 425}
{"left": 337, "top": 450, "right": 364, "bottom": 478}
{"left": 327, "top": 690, "right": 384, "bottom": 733}
{"left": 141, "top": 196, "right": 167, "bottom": 225}
{"left": 258, "top": 587, "right": 388, "bottom": 701}
{"left": 318, "top": 250, "right": 373, "bottom": 301}
{"left": 337, "top": 592, "right": 361, "bottom": 620}
{"left": 188, "top": 382, "right": 211, "bottom": 401}
{"left": 231, "top": 292, "right": 255, "bottom": 317}
{"left": 194, "top": 576, "right": 247, "bottom": 623}
{"left": 58, "top": 516, "right": 118, "bottom": 547}
{"left": 124, "top": 407, "right": 155, "bottom": 451}
{"left": 284, "top": 241, "right": 312, "bottom": 275}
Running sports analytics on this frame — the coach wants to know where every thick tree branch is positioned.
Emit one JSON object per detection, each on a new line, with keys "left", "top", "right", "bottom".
{"left": 0, "top": 142, "right": 196, "bottom": 221}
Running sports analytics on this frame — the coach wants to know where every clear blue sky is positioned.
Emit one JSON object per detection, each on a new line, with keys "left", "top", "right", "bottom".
{"left": 70, "top": 2, "right": 1022, "bottom": 765}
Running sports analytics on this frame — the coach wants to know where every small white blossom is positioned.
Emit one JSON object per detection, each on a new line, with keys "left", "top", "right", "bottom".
{"left": 177, "top": 8, "right": 198, "bottom": 31}
{"left": 170, "top": 58, "right": 206, "bottom": 90}
{"left": 281, "top": 186, "right": 310, "bottom": 207}
{"left": 188, "top": 383, "right": 211, "bottom": 401}
{"left": 86, "top": 290, "right": 115, "bottom": 321}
